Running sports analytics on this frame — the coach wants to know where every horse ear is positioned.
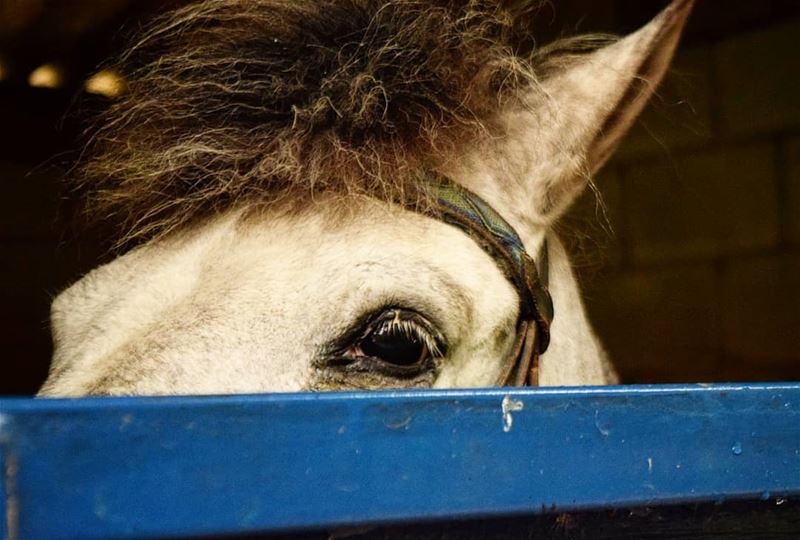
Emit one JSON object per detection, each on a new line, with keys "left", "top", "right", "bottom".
{"left": 551, "top": 0, "right": 694, "bottom": 165}
{"left": 453, "top": 0, "right": 694, "bottom": 228}
{"left": 529, "top": 0, "right": 694, "bottom": 221}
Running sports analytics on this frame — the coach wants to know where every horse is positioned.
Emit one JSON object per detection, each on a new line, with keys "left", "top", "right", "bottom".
{"left": 38, "top": 0, "right": 694, "bottom": 397}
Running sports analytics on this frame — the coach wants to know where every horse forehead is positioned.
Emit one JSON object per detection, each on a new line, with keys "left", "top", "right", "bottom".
{"left": 202, "top": 205, "right": 518, "bottom": 320}
{"left": 44, "top": 202, "right": 524, "bottom": 395}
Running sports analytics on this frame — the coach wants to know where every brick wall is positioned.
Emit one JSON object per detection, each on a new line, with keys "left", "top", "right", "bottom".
{"left": 565, "top": 18, "right": 800, "bottom": 383}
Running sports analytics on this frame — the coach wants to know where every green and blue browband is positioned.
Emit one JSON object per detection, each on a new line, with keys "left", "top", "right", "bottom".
{"left": 403, "top": 175, "right": 554, "bottom": 386}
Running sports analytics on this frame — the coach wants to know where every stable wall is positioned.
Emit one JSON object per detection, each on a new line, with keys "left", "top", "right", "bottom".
{"left": 566, "top": 10, "right": 800, "bottom": 382}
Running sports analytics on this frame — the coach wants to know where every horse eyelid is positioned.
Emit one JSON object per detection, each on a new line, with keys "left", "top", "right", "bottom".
{"left": 320, "top": 305, "right": 448, "bottom": 361}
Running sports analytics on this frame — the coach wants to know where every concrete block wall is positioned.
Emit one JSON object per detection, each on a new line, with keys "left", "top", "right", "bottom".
{"left": 566, "top": 18, "right": 800, "bottom": 383}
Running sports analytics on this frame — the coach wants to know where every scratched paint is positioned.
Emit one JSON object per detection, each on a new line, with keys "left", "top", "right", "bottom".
{"left": 501, "top": 395, "right": 524, "bottom": 432}
{"left": 2, "top": 444, "right": 18, "bottom": 540}
{"left": 594, "top": 410, "right": 611, "bottom": 437}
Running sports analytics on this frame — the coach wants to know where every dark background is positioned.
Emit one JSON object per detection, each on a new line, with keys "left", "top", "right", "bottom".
{"left": 0, "top": 0, "right": 798, "bottom": 394}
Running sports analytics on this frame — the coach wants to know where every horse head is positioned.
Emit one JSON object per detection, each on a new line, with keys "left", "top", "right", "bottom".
{"left": 40, "top": 0, "right": 694, "bottom": 396}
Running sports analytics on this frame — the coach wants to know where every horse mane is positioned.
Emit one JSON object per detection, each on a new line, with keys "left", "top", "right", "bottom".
{"left": 75, "top": 0, "right": 582, "bottom": 243}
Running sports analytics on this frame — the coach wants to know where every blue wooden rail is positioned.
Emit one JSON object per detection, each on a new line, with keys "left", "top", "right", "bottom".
{"left": 1, "top": 383, "right": 799, "bottom": 539}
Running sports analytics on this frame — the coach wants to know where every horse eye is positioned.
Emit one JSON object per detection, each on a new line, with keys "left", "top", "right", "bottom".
{"left": 360, "top": 323, "right": 428, "bottom": 368}
{"left": 330, "top": 309, "right": 445, "bottom": 378}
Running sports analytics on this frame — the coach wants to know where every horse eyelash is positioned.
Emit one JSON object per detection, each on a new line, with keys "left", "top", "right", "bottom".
{"left": 373, "top": 315, "right": 444, "bottom": 359}
{"left": 320, "top": 306, "right": 447, "bottom": 364}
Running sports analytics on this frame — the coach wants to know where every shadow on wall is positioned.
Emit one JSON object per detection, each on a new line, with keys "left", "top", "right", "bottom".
{"left": 0, "top": 0, "right": 799, "bottom": 393}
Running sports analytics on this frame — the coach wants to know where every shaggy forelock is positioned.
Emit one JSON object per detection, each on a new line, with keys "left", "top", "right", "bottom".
{"left": 77, "top": 0, "right": 559, "bottom": 242}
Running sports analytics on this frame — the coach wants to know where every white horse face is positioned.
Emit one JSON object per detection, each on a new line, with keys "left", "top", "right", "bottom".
{"left": 39, "top": 0, "right": 694, "bottom": 396}
{"left": 41, "top": 201, "right": 524, "bottom": 395}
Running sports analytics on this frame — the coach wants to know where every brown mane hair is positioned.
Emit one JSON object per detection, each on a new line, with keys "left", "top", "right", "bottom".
{"left": 76, "top": 0, "right": 567, "bottom": 243}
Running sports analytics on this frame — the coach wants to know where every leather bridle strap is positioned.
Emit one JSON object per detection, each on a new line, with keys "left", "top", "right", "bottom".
{"left": 407, "top": 178, "right": 554, "bottom": 387}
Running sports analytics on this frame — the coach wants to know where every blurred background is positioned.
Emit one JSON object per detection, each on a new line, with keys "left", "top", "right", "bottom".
{"left": 0, "top": 0, "right": 798, "bottom": 394}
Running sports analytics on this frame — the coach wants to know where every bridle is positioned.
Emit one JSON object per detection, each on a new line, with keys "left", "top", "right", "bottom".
{"left": 407, "top": 177, "right": 554, "bottom": 387}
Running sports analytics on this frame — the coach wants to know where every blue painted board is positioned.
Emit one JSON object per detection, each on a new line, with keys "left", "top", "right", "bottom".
{"left": 1, "top": 384, "right": 800, "bottom": 539}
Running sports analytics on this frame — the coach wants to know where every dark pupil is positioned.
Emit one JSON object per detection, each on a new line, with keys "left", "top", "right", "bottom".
{"left": 362, "top": 327, "right": 425, "bottom": 366}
